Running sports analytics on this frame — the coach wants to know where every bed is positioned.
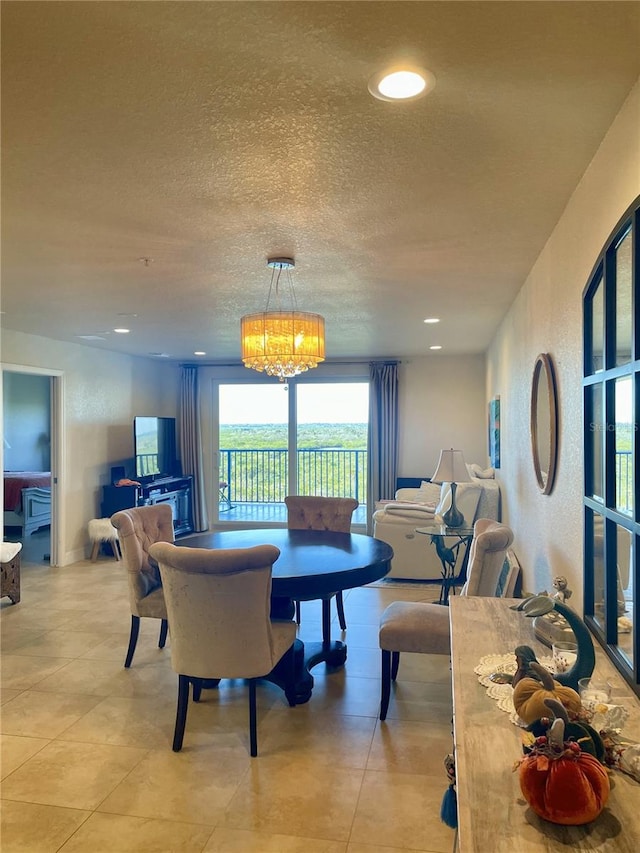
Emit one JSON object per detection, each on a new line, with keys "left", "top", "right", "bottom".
{"left": 3, "top": 472, "right": 52, "bottom": 538}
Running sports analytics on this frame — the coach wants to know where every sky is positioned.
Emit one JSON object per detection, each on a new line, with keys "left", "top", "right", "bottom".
{"left": 219, "top": 383, "right": 369, "bottom": 425}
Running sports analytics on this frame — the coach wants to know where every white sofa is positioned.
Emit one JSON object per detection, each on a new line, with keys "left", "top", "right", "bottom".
{"left": 373, "top": 470, "right": 501, "bottom": 581}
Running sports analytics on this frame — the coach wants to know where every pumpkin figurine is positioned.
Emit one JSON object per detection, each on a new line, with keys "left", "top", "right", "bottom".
{"left": 524, "top": 699, "right": 606, "bottom": 762}
{"left": 513, "top": 661, "right": 581, "bottom": 724}
{"left": 518, "top": 699, "right": 610, "bottom": 825}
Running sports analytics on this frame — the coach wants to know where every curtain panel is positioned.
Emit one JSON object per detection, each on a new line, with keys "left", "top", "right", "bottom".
{"left": 367, "top": 361, "right": 399, "bottom": 533}
{"left": 179, "top": 366, "right": 208, "bottom": 532}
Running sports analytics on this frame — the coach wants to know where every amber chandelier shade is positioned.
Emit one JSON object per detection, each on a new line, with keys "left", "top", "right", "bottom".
{"left": 240, "top": 258, "right": 325, "bottom": 381}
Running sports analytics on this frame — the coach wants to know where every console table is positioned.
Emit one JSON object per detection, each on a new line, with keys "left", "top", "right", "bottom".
{"left": 449, "top": 597, "right": 640, "bottom": 852}
{"left": 100, "top": 476, "right": 193, "bottom": 537}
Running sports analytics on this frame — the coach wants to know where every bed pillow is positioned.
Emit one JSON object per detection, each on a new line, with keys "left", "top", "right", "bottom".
{"left": 435, "top": 482, "right": 482, "bottom": 526}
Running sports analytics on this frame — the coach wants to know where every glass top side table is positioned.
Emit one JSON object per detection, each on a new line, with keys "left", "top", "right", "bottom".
{"left": 415, "top": 524, "right": 474, "bottom": 605}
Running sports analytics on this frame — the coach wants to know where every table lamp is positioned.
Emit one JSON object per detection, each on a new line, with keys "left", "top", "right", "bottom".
{"left": 432, "top": 448, "right": 471, "bottom": 528}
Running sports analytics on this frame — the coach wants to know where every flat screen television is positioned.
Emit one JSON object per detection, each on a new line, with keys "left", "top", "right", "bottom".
{"left": 133, "top": 416, "right": 176, "bottom": 480}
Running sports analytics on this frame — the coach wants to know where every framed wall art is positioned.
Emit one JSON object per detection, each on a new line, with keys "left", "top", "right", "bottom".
{"left": 489, "top": 396, "right": 501, "bottom": 468}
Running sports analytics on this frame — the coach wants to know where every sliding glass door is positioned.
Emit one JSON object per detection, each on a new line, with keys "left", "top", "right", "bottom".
{"left": 216, "top": 380, "right": 368, "bottom": 524}
{"left": 296, "top": 383, "right": 368, "bottom": 505}
{"left": 218, "top": 383, "right": 289, "bottom": 522}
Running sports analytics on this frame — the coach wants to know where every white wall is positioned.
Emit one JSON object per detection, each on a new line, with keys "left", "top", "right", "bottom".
{"left": 2, "top": 329, "right": 179, "bottom": 564}
{"left": 399, "top": 355, "right": 487, "bottom": 479}
{"left": 486, "top": 78, "right": 640, "bottom": 609}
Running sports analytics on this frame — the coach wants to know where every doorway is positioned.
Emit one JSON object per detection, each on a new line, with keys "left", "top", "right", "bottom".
{"left": 2, "top": 364, "right": 63, "bottom": 566}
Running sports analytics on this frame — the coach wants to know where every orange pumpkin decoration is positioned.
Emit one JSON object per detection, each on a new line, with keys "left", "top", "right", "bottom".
{"left": 518, "top": 704, "right": 610, "bottom": 825}
{"left": 513, "top": 662, "right": 581, "bottom": 724}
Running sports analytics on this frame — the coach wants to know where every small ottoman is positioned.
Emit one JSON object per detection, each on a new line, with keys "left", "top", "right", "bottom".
{"left": 88, "top": 518, "right": 121, "bottom": 561}
{"left": 1, "top": 541, "right": 22, "bottom": 604}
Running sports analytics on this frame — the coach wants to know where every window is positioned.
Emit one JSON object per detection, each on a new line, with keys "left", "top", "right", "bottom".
{"left": 583, "top": 196, "right": 639, "bottom": 695}
{"left": 215, "top": 379, "right": 369, "bottom": 524}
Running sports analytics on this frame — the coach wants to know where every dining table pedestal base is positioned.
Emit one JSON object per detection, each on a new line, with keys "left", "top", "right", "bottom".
{"left": 267, "top": 596, "right": 347, "bottom": 704}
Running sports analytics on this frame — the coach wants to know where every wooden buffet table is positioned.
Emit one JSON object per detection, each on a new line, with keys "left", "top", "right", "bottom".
{"left": 449, "top": 597, "right": 640, "bottom": 852}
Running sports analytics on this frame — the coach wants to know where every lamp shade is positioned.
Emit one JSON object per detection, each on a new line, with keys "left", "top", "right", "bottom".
{"left": 240, "top": 310, "right": 325, "bottom": 380}
{"left": 431, "top": 449, "right": 471, "bottom": 484}
{"left": 241, "top": 258, "right": 326, "bottom": 381}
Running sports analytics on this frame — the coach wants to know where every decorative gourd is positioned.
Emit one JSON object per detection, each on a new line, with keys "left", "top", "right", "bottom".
{"left": 513, "top": 662, "right": 581, "bottom": 724}
{"left": 525, "top": 699, "right": 606, "bottom": 762}
{"left": 518, "top": 700, "right": 610, "bottom": 825}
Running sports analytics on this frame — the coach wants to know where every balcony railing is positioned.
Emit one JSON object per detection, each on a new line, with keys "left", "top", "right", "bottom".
{"left": 220, "top": 448, "right": 367, "bottom": 504}
{"left": 616, "top": 449, "right": 633, "bottom": 513}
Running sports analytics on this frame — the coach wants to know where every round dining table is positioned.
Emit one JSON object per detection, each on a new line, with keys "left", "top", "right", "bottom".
{"left": 184, "top": 528, "right": 393, "bottom": 703}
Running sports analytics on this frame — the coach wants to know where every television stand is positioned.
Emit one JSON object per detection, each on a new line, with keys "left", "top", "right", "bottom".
{"left": 101, "top": 476, "right": 194, "bottom": 537}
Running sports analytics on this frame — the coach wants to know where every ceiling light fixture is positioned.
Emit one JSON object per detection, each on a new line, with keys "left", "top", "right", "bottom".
{"left": 430, "top": 345, "right": 442, "bottom": 351}
{"left": 113, "top": 328, "right": 130, "bottom": 334}
{"left": 240, "top": 257, "right": 325, "bottom": 381}
{"left": 368, "top": 65, "right": 435, "bottom": 102}
{"left": 423, "top": 317, "right": 440, "bottom": 324}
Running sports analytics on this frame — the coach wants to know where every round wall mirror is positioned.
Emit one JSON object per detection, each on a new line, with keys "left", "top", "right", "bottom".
{"left": 530, "top": 353, "right": 558, "bottom": 494}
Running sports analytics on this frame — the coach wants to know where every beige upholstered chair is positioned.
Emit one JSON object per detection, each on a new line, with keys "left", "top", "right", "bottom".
{"left": 110, "top": 504, "right": 174, "bottom": 668}
{"left": 378, "top": 518, "right": 514, "bottom": 720}
{"left": 284, "top": 495, "right": 358, "bottom": 630}
{"left": 148, "top": 542, "right": 297, "bottom": 757}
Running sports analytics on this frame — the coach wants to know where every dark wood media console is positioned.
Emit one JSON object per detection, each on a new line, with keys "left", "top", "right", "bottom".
{"left": 101, "top": 476, "right": 194, "bottom": 537}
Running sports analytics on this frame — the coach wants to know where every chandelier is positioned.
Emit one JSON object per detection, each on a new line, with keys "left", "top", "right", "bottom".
{"left": 240, "top": 258, "right": 326, "bottom": 381}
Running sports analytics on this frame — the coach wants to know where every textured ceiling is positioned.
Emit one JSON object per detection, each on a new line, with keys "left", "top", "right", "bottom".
{"left": 2, "top": 1, "right": 639, "bottom": 363}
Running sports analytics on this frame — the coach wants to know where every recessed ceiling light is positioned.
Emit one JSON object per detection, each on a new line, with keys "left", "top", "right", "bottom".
{"left": 194, "top": 351, "right": 206, "bottom": 356}
{"left": 113, "top": 328, "right": 130, "bottom": 334}
{"left": 368, "top": 65, "right": 435, "bottom": 102}
{"left": 423, "top": 317, "right": 440, "bottom": 324}
{"left": 430, "top": 345, "right": 442, "bottom": 351}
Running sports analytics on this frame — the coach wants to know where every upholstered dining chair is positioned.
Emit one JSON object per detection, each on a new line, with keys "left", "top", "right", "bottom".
{"left": 284, "top": 495, "right": 358, "bottom": 630}
{"left": 110, "top": 503, "right": 174, "bottom": 668}
{"left": 148, "top": 541, "right": 297, "bottom": 757}
{"left": 378, "top": 518, "right": 514, "bottom": 720}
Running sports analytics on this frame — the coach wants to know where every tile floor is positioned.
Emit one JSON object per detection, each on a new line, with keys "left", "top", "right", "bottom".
{"left": 1, "top": 533, "right": 456, "bottom": 852}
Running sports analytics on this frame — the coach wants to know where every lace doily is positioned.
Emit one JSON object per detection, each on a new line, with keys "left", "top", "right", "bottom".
{"left": 474, "top": 653, "right": 630, "bottom": 731}
{"left": 474, "top": 653, "right": 553, "bottom": 726}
